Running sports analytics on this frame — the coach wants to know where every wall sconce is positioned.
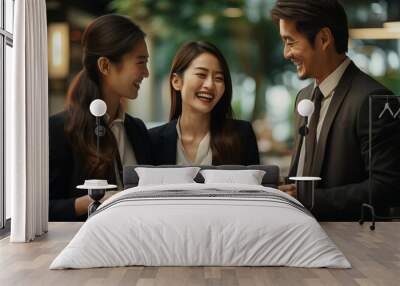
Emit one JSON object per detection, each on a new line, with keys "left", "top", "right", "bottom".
{"left": 48, "top": 23, "right": 70, "bottom": 79}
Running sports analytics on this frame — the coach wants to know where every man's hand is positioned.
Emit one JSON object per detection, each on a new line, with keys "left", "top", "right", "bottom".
{"left": 278, "top": 184, "right": 297, "bottom": 198}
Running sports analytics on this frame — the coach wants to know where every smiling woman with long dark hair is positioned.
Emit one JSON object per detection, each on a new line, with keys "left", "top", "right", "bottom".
{"left": 49, "top": 14, "right": 153, "bottom": 221}
{"left": 150, "top": 41, "right": 259, "bottom": 166}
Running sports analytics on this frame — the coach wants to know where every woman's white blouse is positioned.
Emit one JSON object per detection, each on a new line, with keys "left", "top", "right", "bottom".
{"left": 176, "top": 118, "right": 212, "bottom": 165}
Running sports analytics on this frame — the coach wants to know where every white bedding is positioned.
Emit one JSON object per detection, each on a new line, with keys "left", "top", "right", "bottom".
{"left": 50, "top": 183, "right": 351, "bottom": 269}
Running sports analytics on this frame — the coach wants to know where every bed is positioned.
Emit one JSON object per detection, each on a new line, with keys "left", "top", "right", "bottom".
{"left": 50, "top": 165, "right": 350, "bottom": 269}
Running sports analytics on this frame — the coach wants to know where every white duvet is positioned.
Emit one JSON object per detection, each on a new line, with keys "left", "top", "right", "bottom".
{"left": 50, "top": 183, "right": 351, "bottom": 269}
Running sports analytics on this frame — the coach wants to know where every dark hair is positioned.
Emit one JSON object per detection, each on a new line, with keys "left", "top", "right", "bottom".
{"left": 65, "top": 14, "right": 145, "bottom": 178}
{"left": 271, "top": 0, "right": 348, "bottom": 54}
{"left": 169, "top": 41, "right": 241, "bottom": 164}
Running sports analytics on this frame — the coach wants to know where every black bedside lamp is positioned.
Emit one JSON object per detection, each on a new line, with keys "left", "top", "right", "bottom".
{"left": 77, "top": 99, "right": 117, "bottom": 216}
{"left": 289, "top": 99, "right": 321, "bottom": 210}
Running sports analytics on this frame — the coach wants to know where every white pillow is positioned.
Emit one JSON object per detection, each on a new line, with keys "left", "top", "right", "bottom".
{"left": 135, "top": 167, "right": 201, "bottom": 186}
{"left": 200, "top": 169, "right": 266, "bottom": 185}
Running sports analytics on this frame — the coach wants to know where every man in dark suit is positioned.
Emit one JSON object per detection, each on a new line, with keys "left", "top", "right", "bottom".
{"left": 272, "top": 0, "right": 400, "bottom": 220}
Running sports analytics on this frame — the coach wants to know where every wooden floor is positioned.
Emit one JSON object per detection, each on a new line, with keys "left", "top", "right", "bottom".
{"left": 0, "top": 222, "right": 399, "bottom": 286}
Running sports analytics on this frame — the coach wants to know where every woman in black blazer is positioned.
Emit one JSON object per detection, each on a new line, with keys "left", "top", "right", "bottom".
{"left": 150, "top": 41, "right": 259, "bottom": 166}
{"left": 49, "top": 15, "right": 153, "bottom": 221}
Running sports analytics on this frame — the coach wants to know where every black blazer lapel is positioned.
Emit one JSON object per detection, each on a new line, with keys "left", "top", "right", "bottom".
{"left": 124, "top": 117, "right": 147, "bottom": 164}
{"left": 312, "top": 62, "right": 357, "bottom": 176}
{"left": 160, "top": 120, "right": 179, "bottom": 165}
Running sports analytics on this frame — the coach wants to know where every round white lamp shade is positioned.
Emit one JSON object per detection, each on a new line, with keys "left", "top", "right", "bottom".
{"left": 297, "top": 99, "right": 314, "bottom": 117}
{"left": 90, "top": 99, "right": 107, "bottom": 117}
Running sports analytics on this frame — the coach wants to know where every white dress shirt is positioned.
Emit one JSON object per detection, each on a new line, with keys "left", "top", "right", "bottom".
{"left": 176, "top": 117, "right": 212, "bottom": 165}
{"left": 296, "top": 58, "right": 351, "bottom": 176}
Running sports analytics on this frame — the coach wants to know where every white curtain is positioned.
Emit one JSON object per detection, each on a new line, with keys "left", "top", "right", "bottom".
{"left": 6, "top": 0, "right": 48, "bottom": 242}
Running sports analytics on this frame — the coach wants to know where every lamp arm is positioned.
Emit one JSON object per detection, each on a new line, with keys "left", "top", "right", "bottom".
{"left": 96, "top": 117, "right": 100, "bottom": 162}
